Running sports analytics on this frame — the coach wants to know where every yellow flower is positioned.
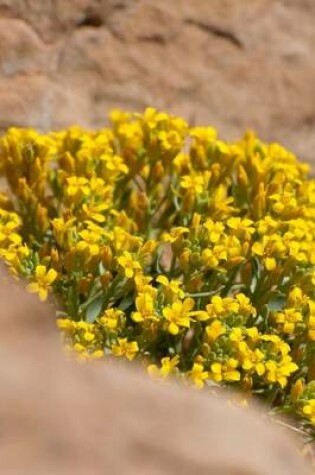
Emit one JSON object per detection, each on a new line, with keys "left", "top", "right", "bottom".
{"left": 90, "top": 349, "right": 105, "bottom": 360}
{"left": 190, "top": 126, "right": 217, "bottom": 143}
{"left": 162, "top": 298, "right": 194, "bottom": 335}
{"left": 180, "top": 173, "right": 211, "bottom": 195}
{"left": 109, "top": 108, "right": 130, "bottom": 125}
{"left": 57, "top": 318, "right": 75, "bottom": 332}
{"left": 148, "top": 355, "right": 180, "bottom": 380}
{"left": 52, "top": 217, "right": 76, "bottom": 248}
{"left": 256, "top": 216, "right": 278, "bottom": 236}
{"left": 206, "top": 295, "right": 225, "bottom": 315}
{"left": 264, "top": 257, "right": 277, "bottom": 271}
{"left": 82, "top": 202, "right": 109, "bottom": 223}
{"left": 238, "top": 343, "right": 265, "bottom": 376}
{"left": 158, "top": 130, "right": 183, "bottom": 152}
{"left": 223, "top": 297, "right": 239, "bottom": 313}
{"left": 83, "top": 331, "right": 95, "bottom": 342}
{"left": 156, "top": 275, "right": 185, "bottom": 299}
{"left": 162, "top": 227, "right": 189, "bottom": 243}
{"left": 206, "top": 295, "right": 247, "bottom": 318}
{"left": 227, "top": 217, "right": 255, "bottom": 240}
{"left": 252, "top": 241, "right": 264, "bottom": 257}
{"left": 302, "top": 399, "right": 315, "bottom": 425}
{"left": 210, "top": 358, "right": 240, "bottom": 382}
{"left": 274, "top": 309, "right": 303, "bottom": 334}
{"left": 73, "top": 342, "right": 86, "bottom": 353}
{"left": 236, "top": 293, "right": 256, "bottom": 317}
{"left": 117, "top": 251, "right": 141, "bottom": 279}
{"left": 0, "top": 220, "right": 21, "bottom": 246}
{"left": 111, "top": 338, "right": 139, "bottom": 361}
{"left": 229, "top": 327, "right": 243, "bottom": 343}
{"left": 189, "top": 309, "right": 209, "bottom": 322}
{"left": 201, "top": 248, "right": 219, "bottom": 269}
{"left": 291, "top": 379, "right": 304, "bottom": 402}
{"left": 187, "top": 362, "right": 209, "bottom": 389}
{"left": 66, "top": 176, "right": 90, "bottom": 201}
{"left": 0, "top": 244, "right": 30, "bottom": 275}
{"left": 142, "top": 107, "right": 167, "bottom": 129}
{"left": 134, "top": 272, "right": 153, "bottom": 291}
{"left": 77, "top": 228, "right": 102, "bottom": 256}
{"left": 100, "top": 153, "right": 128, "bottom": 180}
{"left": 261, "top": 334, "right": 290, "bottom": 355}
{"left": 287, "top": 287, "right": 305, "bottom": 307}
{"left": 27, "top": 265, "right": 58, "bottom": 301}
{"left": 132, "top": 285, "right": 158, "bottom": 322}
{"left": 205, "top": 320, "right": 226, "bottom": 343}
{"left": 265, "top": 357, "right": 298, "bottom": 388}
{"left": 204, "top": 219, "right": 224, "bottom": 243}
{"left": 246, "top": 327, "right": 260, "bottom": 342}
{"left": 100, "top": 308, "right": 124, "bottom": 331}
{"left": 308, "top": 315, "right": 315, "bottom": 341}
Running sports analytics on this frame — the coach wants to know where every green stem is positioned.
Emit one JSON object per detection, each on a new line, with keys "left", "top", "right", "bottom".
{"left": 80, "top": 289, "right": 103, "bottom": 311}
{"left": 221, "top": 265, "right": 241, "bottom": 297}
{"left": 168, "top": 250, "right": 177, "bottom": 274}
{"left": 185, "top": 287, "right": 224, "bottom": 299}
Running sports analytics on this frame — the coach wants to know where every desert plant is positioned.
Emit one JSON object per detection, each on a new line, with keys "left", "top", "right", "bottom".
{"left": 0, "top": 108, "right": 314, "bottom": 439}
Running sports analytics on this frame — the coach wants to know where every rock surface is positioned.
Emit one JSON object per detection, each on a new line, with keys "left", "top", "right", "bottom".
{"left": 0, "top": 265, "right": 311, "bottom": 474}
{"left": 0, "top": 0, "right": 314, "bottom": 164}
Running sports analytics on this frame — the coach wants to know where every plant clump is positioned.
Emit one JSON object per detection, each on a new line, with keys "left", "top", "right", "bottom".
{"left": 0, "top": 108, "right": 315, "bottom": 439}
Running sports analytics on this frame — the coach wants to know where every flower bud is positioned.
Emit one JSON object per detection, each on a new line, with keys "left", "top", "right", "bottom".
{"left": 101, "top": 245, "right": 113, "bottom": 268}
{"left": 101, "top": 271, "right": 113, "bottom": 289}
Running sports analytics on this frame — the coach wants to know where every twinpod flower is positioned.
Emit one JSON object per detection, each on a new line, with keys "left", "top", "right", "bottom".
{"left": 0, "top": 108, "right": 315, "bottom": 439}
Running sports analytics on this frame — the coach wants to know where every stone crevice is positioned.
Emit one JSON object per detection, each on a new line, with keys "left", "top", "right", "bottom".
{"left": 184, "top": 18, "right": 244, "bottom": 49}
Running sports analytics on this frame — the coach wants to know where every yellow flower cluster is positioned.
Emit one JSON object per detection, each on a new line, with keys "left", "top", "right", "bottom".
{"left": 0, "top": 108, "right": 315, "bottom": 438}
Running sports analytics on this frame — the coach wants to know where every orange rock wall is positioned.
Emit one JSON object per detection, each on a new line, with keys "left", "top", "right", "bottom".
{"left": 0, "top": 0, "right": 314, "bottom": 162}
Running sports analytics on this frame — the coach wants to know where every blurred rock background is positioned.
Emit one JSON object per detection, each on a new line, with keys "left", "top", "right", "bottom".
{"left": 0, "top": 0, "right": 314, "bottom": 163}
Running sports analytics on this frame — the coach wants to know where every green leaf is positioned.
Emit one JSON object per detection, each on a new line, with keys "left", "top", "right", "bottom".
{"left": 118, "top": 294, "right": 134, "bottom": 311}
{"left": 86, "top": 296, "right": 103, "bottom": 323}
{"left": 266, "top": 292, "right": 286, "bottom": 312}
